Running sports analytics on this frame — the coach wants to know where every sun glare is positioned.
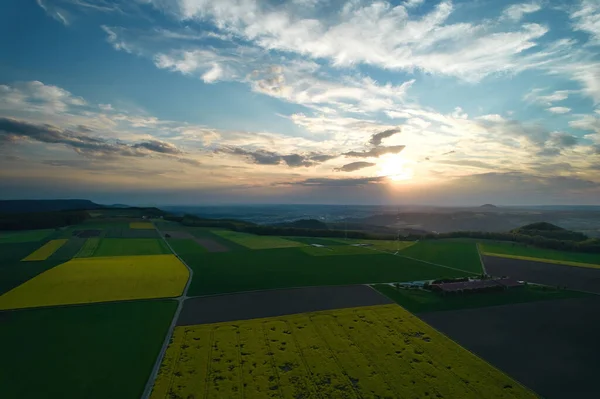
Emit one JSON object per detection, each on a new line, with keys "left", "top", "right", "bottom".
{"left": 377, "top": 155, "right": 414, "bottom": 181}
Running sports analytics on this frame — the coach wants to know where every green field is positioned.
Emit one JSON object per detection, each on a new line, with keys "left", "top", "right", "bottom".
{"left": 49, "top": 238, "right": 86, "bottom": 261}
{"left": 76, "top": 238, "right": 101, "bottom": 257}
{"left": 373, "top": 284, "right": 592, "bottom": 313}
{"left": 185, "top": 247, "right": 470, "bottom": 296}
{"left": 330, "top": 238, "right": 416, "bottom": 252}
{"left": 0, "top": 300, "right": 177, "bottom": 399}
{"left": 300, "top": 244, "right": 378, "bottom": 256}
{"left": 212, "top": 230, "right": 305, "bottom": 249}
{"left": 186, "top": 228, "right": 247, "bottom": 251}
{"left": 399, "top": 241, "right": 483, "bottom": 274}
{"left": 167, "top": 238, "right": 207, "bottom": 255}
{"left": 0, "top": 242, "right": 65, "bottom": 295}
{"left": 0, "top": 229, "right": 54, "bottom": 243}
{"left": 480, "top": 242, "right": 600, "bottom": 267}
{"left": 286, "top": 236, "right": 351, "bottom": 246}
{"left": 93, "top": 238, "right": 171, "bottom": 257}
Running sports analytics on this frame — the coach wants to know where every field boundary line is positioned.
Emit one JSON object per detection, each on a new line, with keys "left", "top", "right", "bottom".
{"left": 481, "top": 252, "right": 600, "bottom": 270}
{"left": 141, "top": 224, "right": 195, "bottom": 399}
{"left": 365, "top": 246, "right": 480, "bottom": 275}
{"left": 476, "top": 243, "right": 487, "bottom": 275}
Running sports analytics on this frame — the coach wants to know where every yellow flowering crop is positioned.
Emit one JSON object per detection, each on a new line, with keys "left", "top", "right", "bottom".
{"left": 151, "top": 304, "right": 536, "bottom": 399}
{"left": 130, "top": 222, "right": 155, "bottom": 229}
{"left": 21, "top": 239, "right": 68, "bottom": 261}
{"left": 0, "top": 254, "right": 188, "bottom": 310}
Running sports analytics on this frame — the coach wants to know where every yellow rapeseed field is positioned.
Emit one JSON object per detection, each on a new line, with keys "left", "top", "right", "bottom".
{"left": 0, "top": 254, "right": 188, "bottom": 310}
{"left": 151, "top": 304, "right": 536, "bottom": 399}
{"left": 130, "top": 222, "right": 155, "bottom": 229}
{"left": 21, "top": 239, "right": 68, "bottom": 261}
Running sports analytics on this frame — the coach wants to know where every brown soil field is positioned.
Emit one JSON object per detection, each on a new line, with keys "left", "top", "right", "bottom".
{"left": 484, "top": 255, "right": 600, "bottom": 294}
{"left": 194, "top": 237, "right": 229, "bottom": 252}
{"left": 420, "top": 296, "right": 600, "bottom": 399}
{"left": 162, "top": 231, "right": 194, "bottom": 239}
{"left": 177, "top": 284, "right": 392, "bottom": 326}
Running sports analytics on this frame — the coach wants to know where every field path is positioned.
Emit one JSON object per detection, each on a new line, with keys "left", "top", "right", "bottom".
{"left": 141, "top": 225, "right": 195, "bottom": 399}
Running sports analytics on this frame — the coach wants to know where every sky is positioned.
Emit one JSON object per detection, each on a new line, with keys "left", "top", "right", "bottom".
{"left": 0, "top": 0, "right": 599, "bottom": 206}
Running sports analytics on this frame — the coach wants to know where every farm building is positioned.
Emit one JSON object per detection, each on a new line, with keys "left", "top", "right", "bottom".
{"left": 431, "top": 278, "right": 523, "bottom": 294}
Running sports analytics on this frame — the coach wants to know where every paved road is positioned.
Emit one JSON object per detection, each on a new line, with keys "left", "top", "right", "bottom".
{"left": 140, "top": 226, "right": 194, "bottom": 399}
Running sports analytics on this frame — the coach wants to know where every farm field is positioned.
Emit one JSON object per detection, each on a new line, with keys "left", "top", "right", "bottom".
{"left": 48, "top": 237, "right": 86, "bottom": 261}
{"left": 420, "top": 296, "right": 600, "bottom": 399}
{"left": 171, "top": 227, "right": 248, "bottom": 251}
{"left": 300, "top": 244, "right": 377, "bottom": 256}
{"left": 177, "top": 285, "right": 393, "bottom": 325}
{"left": 480, "top": 242, "right": 600, "bottom": 268}
{"left": 286, "top": 236, "right": 350, "bottom": 246}
{"left": 0, "top": 254, "right": 189, "bottom": 310}
{"left": 22, "top": 239, "right": 68, "bottom": 261}
{"left": 212, "top": 229, "right": 304, "bottom": 249}
{"left": 184, "top": 247, "right": 470, "bottom": 296}
{"left": 373, "top": 283, "right": 591, "bottom": 313}
{"left": 400, "top": 240, "right": 484, "bottom": 274}
{"left": 167, "top": 238, "right": 207, "bottom": 255}
{"left": 130, "top": 222, "right": 155, "bottom": 229}
{"left": 0, "top": 242, "right": 65, "bottom": 295}
{"left": 105, "top": 227, "right": 159, "bottom": 238}
{"left": 76, "top": 238, "right": 101, "bottom": 257}
{"left": 330, "top": 238, "right": 416, "bottom": 252}
{"left": 151, "top": 304, "right": 534, "bottom": 399}
{"left": 0, "top": 229, "right": 53, "bottom": 243}
{"left": 93, "top": 238, "right": 170, "bottom": 257}
{"left": 483, "top": 256, "right": 600, "bottom": 294}
{"left": 0, "top": 300, "right": 177, "bottom": 399}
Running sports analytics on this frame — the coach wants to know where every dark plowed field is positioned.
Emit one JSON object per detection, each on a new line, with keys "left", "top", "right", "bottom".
{"left": 420, "top": 297, "right": 600, "bottom": 399}
{"left": 484, "top": 255, "right": 600, "bottom": 293}
{"left": 194, "top": 237, "right": 229, "bottom": 252}
{"left": 177, "top": 285, "right": 392, "bottom": 326}
{"left": 163, "top": 231, "right": 194, "bottom": 239}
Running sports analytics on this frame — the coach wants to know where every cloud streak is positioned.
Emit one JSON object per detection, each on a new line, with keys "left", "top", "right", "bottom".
{"left": 335, "top": 161, "right": 376, "bottom": 172}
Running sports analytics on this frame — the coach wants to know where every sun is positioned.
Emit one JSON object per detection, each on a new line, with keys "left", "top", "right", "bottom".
{"left": 377, "top": 154, "right": 414, "bottom": 181}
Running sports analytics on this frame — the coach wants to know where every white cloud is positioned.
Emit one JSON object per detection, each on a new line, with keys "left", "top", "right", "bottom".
{"left": 36, "top": 0, "right": 70, "bottom": 26}
{"left": 501, "top": 2, "right": 542, "bottom": 22}
{"left": 523, "top": 88, "right": 571, "bottom": 106}
{"left": 404, "top": 0, "right": 424, "bottom": 8}
{"left": 547, "top": 106, "right": 571, "bottom": 114}
{"left": 144, "top": 0, "right": 553, "bottom": 82}
{"left": 99, "top": 103, "right": 113, "bottom": 111}
{"left": 571, "top": 0, "right": 600, "bottom": 45}
{"left": 0, "top": 81, "right": 86, "bottom": 114}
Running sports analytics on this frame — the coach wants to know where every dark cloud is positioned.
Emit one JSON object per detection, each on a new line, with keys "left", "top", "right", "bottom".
{"left": 334, "top": 161, "right": 376, "bottom": 172}
{"left": 344, "top": 145, "right": 405, "bottom": 158}
{"left": 217, "top": 146, "right": 336, "bottom": 167}
{"left": 0, "top": 117, "right": 185, "bottom": 160}
{"left": 549, "top": 132, "right": 578, "bottom": 148}
{"left": 308, "top": 153, "right": 338, "bottom": 162}
{"left": 442, "top": 150, "right": 456, "bottom": 155}
{"left": 177, "top": 157, "right": 202, "bottom": 166}
{"left": 133, "top": 140, "right": 182, "bottom": 155}
{"left": 274, "top": 176, "right": 386, "bottom": 187}
{"left": 369, "top": 128, "right": 401, "bottom": 146}
{"left": 77, "top": 125, "right": 94, "bottom": 133}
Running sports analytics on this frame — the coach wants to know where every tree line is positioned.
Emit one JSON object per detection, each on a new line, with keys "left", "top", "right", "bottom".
{"left": 0, "top": 210, "right": 89, "bottom": 231}
{"left": 173, "top": 214, "right": 600, "bottom": 254}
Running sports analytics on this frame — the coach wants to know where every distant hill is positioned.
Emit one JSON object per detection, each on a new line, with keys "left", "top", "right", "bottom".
{"left": 514, "top": 222, "right": 565, "bottom": 232}
{"left": 274, "top": 219, "right": 329, "bottom": 230}
{"left": 480, "top": 204, "right": 497, "bottom": 209}
{"left": 511, "top": 222, "right": 588, "bottom": 241}
{"left": 0, "top": 199, "right": 104, "bottom": 214}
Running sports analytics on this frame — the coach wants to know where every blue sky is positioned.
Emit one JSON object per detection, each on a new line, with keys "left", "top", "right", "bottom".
{"left": 0, "top": 0, "right": 599, "bottom": 205}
